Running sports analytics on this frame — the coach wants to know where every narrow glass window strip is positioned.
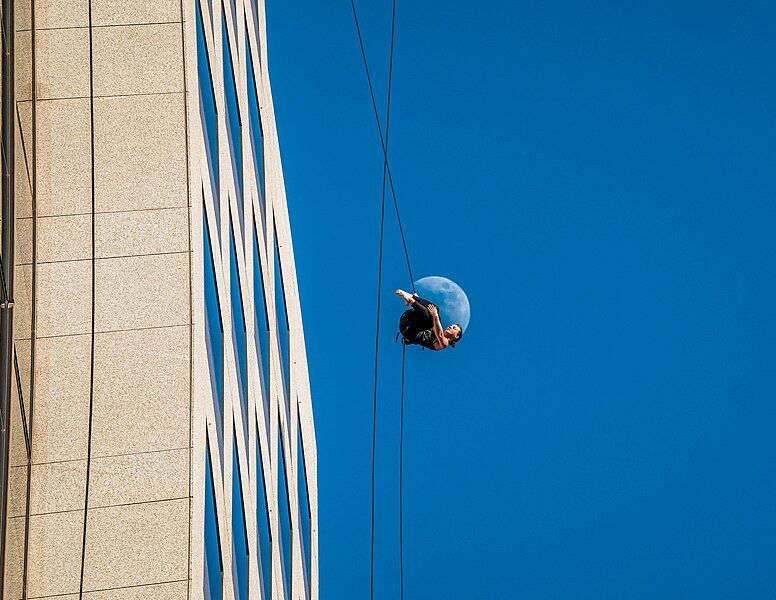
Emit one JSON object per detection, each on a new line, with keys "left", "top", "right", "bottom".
{"left": 253, "top": 225, "right": 270, "bottom": 431}
{"left": 251, "top": 0, "right": 263, "bottom": 72}
{"left": 246, "top": 33, "right": 265, "bottom": 228}
{"left": 273, "top": 231, "right": 291, "bottom": 417}
{"left": 197, "top": 1, "right": 220, "bottom": 230}
{"left": 256, "top": 431, "right": 272, "bottom": 600}
{"left": 278, "top": 428, "right": 293, "bottom": 598}
{"left": 232, "top": 439, "right": 249, "bottom": 600}
{"left": 230, "top": 220, "right": 248, "bottom": 439}
{"left": 298, "top": 426, "right": 312, "bottom": 597}
{"left": 205, "top": 442, "right": 223, "bottom": 600}
{"left": 223, "top": 11, "right": 244, "bottom": 233}
{"left": 226, "top": 0, "right": 238, "bottom": 45}
{"left": 204, "top": 205, "right": 224, "bottom": 441}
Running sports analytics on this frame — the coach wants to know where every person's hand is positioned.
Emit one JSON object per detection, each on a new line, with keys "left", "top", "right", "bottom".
{"left": 428, "top": 304, "right": 439, "bottom": 317}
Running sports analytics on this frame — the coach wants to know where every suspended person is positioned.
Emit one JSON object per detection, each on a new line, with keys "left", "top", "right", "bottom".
{"left": 395, "top": 289, "right": 463, "bottom": 350}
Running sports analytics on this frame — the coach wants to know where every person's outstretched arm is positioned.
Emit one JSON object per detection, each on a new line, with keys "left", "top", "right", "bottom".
{"left": 427, "top": 304, "right": 449, "bottom": 348}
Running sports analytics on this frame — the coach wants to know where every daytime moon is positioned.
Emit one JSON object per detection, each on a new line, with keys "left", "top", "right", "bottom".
{"left": 414, "top": 276, "right": 471, "bottom": 332}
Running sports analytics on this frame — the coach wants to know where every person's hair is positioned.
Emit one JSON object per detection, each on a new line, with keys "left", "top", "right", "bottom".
{"left": 448, "top": 324, "right": 463, "bottom": 348}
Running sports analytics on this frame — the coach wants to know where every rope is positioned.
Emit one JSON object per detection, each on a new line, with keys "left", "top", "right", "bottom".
{"left": 349, "top": 0, "right": 415, "bottom": 291}
{"left": 365, "top": 0, "right": 396, "bottom": 596}
{"left": 399, "top": 341, "right": 406, "bottom": 600}
{"left": 349, "top": 2, "right": 415, "bottom": 598}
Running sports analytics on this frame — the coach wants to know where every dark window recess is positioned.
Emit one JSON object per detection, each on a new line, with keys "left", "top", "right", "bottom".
{"left": 298, "top": 426, "right": 312, "bottom": 597}
{"left": 204, "top": 442, "right": 223, "bottom": 600}
{"left": 278, "top": 428, "right": 293, "bottom": 597}
{"left": 274, "top": 229, "right": 291, "bottom": 418}
{"left": 197, "top": 2, "right": 220, "bottom": 232}
{"left": 253, "top": 225, "right": 270, "bottom": 432}
{"left": 223, "top": 11, "right": 243, "bottom": 233}
{"left": 204, "top": 203, "right": 224, "bottom": 449}
{"left": 230, "top": 221, "right": 248, "bottom": 439}
{"left": 232, "top": 439, "right": 249, "bottom": 600}
{"left": 256, "top": 433, "right": 273, "bottom": 600}
{"left": 247, "top": 33, "right": 266, "bottom": 232}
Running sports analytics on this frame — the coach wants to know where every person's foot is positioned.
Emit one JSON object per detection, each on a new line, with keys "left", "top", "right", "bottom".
{"left": 395, "top": 289, "right": 413, "bottom": 305}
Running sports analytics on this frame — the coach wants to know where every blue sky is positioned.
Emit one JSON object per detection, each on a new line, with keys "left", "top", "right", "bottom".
{"left": 266, "top": 1, "right": 776, "bottom": 597}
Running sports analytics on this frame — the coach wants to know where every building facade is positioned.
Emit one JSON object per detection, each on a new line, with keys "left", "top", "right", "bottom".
{"left": 0, "top": 1, "right": 317, "bottom": 598}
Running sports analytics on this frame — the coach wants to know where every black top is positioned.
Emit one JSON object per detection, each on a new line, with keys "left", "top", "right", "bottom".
{"left": 413, "top": 328, "right": 440, "bottom": 351}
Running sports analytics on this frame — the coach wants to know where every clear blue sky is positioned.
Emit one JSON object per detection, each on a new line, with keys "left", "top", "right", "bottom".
{"left": 266, "top": 1, "right": 776, "bottom": 597}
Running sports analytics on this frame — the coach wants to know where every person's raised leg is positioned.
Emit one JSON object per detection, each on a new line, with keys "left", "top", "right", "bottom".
{"left": 395, "top": 289, "right": 415, "bottom": 306}
{"left": 411, "top": 294, "right": 432, "bottom": 309}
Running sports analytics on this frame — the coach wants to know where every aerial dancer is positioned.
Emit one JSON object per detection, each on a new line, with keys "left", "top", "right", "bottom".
{"left": 395, "top": 289, "right": 463, "bottom": 350}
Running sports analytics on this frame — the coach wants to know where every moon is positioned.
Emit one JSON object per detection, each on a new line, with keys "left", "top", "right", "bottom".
{"left": 413, "top": 276, "right": 471, "bottom": 332}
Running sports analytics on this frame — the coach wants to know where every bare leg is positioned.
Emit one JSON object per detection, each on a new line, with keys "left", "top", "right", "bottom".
{"left": 395, "top": 289, "right": 415, "bottom": 306}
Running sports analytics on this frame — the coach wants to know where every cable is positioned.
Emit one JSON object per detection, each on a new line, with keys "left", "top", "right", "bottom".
{"left": 349, "top": 0, "right": 415, "bottom": 291}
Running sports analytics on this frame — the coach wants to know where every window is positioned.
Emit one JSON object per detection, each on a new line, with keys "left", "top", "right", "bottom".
{"left": 253, "top": 225, "right": 270, "bottom": 431}
{"left": 232, "top": 439, "right": 249, "bottom": 600}
{"left": 278, "top": 428, "right": 292, "bottom": 597}
{"left": 274, "top": 229, "right": 290, "bottom": 416}
{"left": 247, "top": 34, "right": 265, "bottom": 228}
{"left": 256, "top": 432, "right": 272, "bottom": 599}
{"left": 230, "top": 221, "right": 248, "bottom": 438}
{"left": 204, "top": 204, "right": 224, "bottom": 442}
{"left": 197, "top": 2, "right": 219, "bottom": 229}
{"left": 223, "top": 11, "right": 243, "bottom": 231}
{"left": 298, "top": 427, "right": 312, "bottom": 597}
{"left": 250, "top": 1, "right": 263, "bottom": 73}
{"left": 204, "top": 443, "right": 223, "bottom": 600}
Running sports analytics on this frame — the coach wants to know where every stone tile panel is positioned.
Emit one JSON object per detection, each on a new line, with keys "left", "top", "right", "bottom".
{"left": 95, "top": 207, "right": 189, "bottom": 259}
{"left": 82, "top": 499, "right": 189, "bottom": 591}
{"left": 36, "top": 260, "right": 92, "bottom": 337}
{"left": 16, "top": 0, "right": 90, "bottom": 30}
{"left": 27, "top": 510, "right": 85, "bottom": 598}
{"left": 2, "top": 517, "right": 25, "bottom": 599}
{"left": 92, "top": 23, "right": 184, "bottom": 97}
{"left": 94, "top": 253, "right": 189, "bottom": 332}
{"left": 17, "top": 214, "right": 92, "bottom": 264}
{"left": 94, "top": 94, "right": 187, "bottom": 213}
{"left": 25, "top": 461, "right": 88, "bottom": 515}
{"left": 88, "top": 448, "right": 189, "bottom": 508}
{"left": 17, "top": 27, "right": 91, "bottom": 101}
{"left": 31, "top": 334, "right": 92, "bottom": 464}
{"left": 91, "top": 326, "right": 190, "bottom": 457}
{"left": 92, "top": 0, "right": 182, "bottom": 27}
{"left": 35, "top": 98, "right": 92, "bottom": 218}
